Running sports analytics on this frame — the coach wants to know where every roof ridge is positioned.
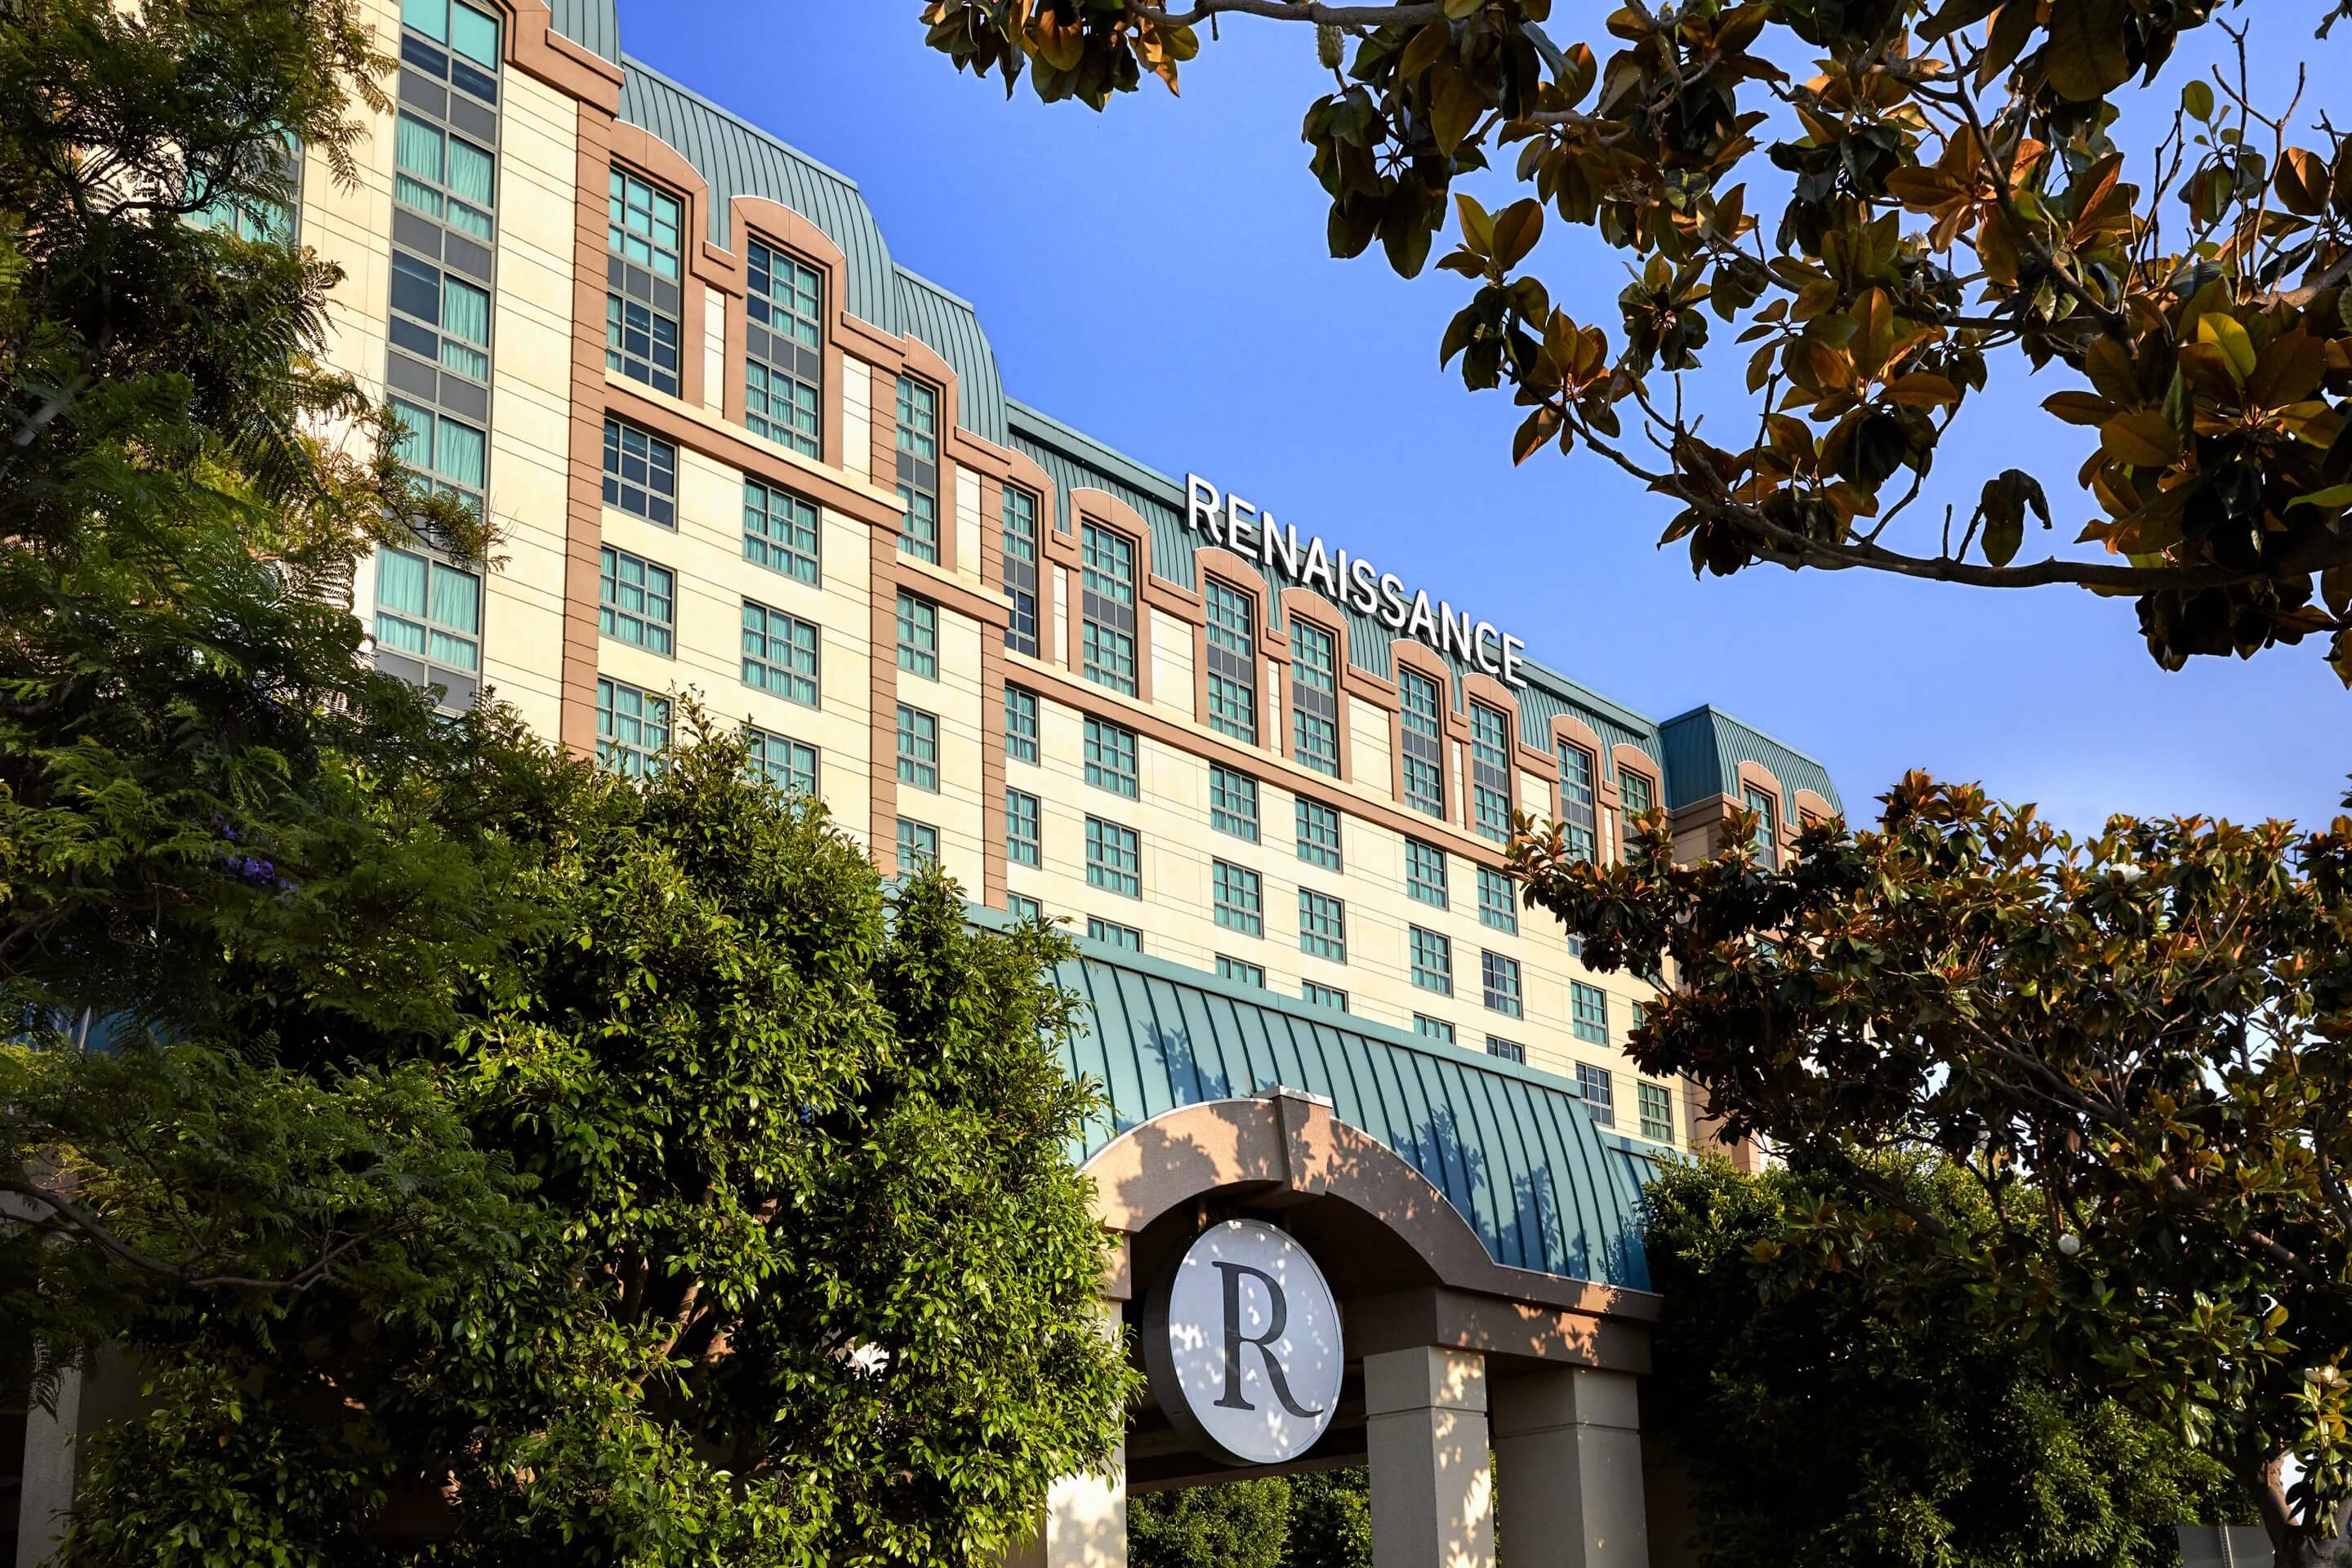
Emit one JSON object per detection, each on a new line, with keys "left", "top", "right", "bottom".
{"left": 617, "top": 53, "right": 866, "bottom": 194}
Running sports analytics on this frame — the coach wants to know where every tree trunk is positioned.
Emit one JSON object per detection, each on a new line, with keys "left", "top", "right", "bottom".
{"left": 2237, "top": 1448, "right": 2337, "bottom": 1568}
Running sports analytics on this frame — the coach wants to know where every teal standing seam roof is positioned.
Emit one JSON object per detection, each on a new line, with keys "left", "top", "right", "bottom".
{"left": 895, "top": 269, "right": 1010, "bottom": 450}
{"left": 546, "top": 0, "right": 619, "bottom": 63}
{"left": 616, "top": 59, "right": 902, "bottom": 337}
{"left": 1659, "top": 705, "right": 1844, "bottom": 813}
{"left": 1052, "top": 935, "right": 1655, "bottom": 1291}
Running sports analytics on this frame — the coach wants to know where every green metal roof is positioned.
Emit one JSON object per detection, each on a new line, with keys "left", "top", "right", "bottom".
{"left": 547, "top": 0, "right": 619, "bottom": 64}
{"left": 1659, "top": 706, "right": 1844, "bottom": 813}
{"left": 1049, "top": 933, "right": 1656, "bottom": 1291}
{"left": 897, "top": 269, "right": 1010, "bottom": 450}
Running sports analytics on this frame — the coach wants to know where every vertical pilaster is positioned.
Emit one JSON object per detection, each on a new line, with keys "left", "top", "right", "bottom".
{"left": 1004, "top": 1300, "right": 1125, "bottom": 1568}
{"left": 1365, "top": 1346, "right": 1494, "bottom": 1568}
{"left": 14, "top": 1360, "right": 81, "bottom": 1568}
{"left": 1491, "top": 1365, "right": 1650, "bottom": 1566}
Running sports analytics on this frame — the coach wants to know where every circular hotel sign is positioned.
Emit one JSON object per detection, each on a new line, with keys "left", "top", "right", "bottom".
{"left": 1144, "top": 1219, "right": 1344, "bottom": 1467}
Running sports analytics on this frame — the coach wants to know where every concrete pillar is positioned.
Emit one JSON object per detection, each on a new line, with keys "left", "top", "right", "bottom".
{"left": 15, "top": 1361, "right": 81, "bottom": 1568}
{"left": 1004, "top": 1301, "right": 1125, "bottom": 1568}
{"left": 1491, "top": 1365, "right": 1649, "bottom": 1567}
{"left": 1365, "top": 1346, "right": 1494, "bottom": 1568}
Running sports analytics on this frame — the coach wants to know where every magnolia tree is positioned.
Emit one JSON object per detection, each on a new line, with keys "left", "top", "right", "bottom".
{"left": 919, "top": 0, "right": 2352, "bottom": 679}
{"left": 1512, "top": 777, "right": 2352, "bottom": 1566}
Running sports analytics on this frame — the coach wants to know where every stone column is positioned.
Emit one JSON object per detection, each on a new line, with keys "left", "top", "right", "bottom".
{"left": 1365, "top": 1346, "right": 1494, "bottom": 1568}
{"left": 1004, "top": 1301, "right": 1126, "bottom": 1568}
{"left": 15, "top": 1360, "right": 82, "bottom": 1568}
{"left": 1491, "top": 1365, "right": 1649, "bottom": 1566}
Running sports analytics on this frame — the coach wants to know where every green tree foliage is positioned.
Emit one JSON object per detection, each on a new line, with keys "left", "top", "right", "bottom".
{"left": 0, "top": 2, "right": 1137, "bottom": 1560}
{"left": 1516, "top": 776, "right": 2352, "bottom": 1566}
{"left": 1646, "top": 1154, "right": 2243, "bottom": 1567}
{"left": 1129, "top": 1471, "right": 1371, "bottom": 1568}
{"left": 920, "top": 0, "right": 2352, "bottom": 680}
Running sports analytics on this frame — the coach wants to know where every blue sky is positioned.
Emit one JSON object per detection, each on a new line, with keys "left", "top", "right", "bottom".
{"left": 612, "top": 0, "right": 2346, "bottom": 835}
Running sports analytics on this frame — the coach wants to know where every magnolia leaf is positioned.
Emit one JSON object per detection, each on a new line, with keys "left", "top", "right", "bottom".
{"left": 2100, "top": 411, "right": 2182, "bottom": 468}
{"left": 2287, "top": 483, "right": 2352, "bottom": 512}
{"left": 2278, "top": 148, "right": 2331, "bottom": 216}
{"left": 1492, "top": 198, "right": 1545, "bottom": 272}
{"left": 2182, "top": 78, "right": 2214, "bottom": 122}
{"left": 1454, "top": 191, "right": 1495, "bottom": 258}
{"left": 2045, "top": 0, "right": 2133, "bottom": 101}
{"left": 1885, "top": 372, "right": 1961, "bottom": 408}
{"left": 1512, "top": 404, "right": 1562, "bottom": 466}
{"left": 2044, "top": 391, "right": 2116, "bottom": 426}
{"left": 2197, "top": 314, "right": 2257, "bottom": 384}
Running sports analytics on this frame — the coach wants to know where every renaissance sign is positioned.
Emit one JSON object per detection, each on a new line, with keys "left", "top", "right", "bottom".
{"left": 1144, "top": 1218, "right": 1344, "bottom": 1468}
{"left": 1186, "top": 474, "right": 1530, "bottom": 689}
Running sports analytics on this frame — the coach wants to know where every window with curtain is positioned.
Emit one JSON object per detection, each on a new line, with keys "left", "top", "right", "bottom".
{"left": 606, "top": 167, "right": 683, "bottom": 395}
{"left": 746, "top": 238, "right": 822, "bottom": 457}
{"left": 1290, "top": 618, "right": 1340, "bottom": 776}
{"left": 1401, "top": 670, "right": 1446, "bottom": 817}
{"left": 895, "top": 376, "right": 940, "bottom": 561}
{"left": 1559, "top": 742, "right": 1598, "bottom": 862}
{"left": 1002, "top": 486, "right": 1040, "bottom": 656}
{"left": 1204, "top": 579, "right": 1258, "bottom": 744}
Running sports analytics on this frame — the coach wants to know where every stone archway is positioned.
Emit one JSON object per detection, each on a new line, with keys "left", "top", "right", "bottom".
{"left": 1010, "top": 1088, "right": 1665, "bottom": 1568}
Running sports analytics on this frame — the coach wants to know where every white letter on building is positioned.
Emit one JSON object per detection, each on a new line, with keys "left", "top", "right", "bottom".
{"left": 1187, "top": 474, "right": 1224, "bottom": 543}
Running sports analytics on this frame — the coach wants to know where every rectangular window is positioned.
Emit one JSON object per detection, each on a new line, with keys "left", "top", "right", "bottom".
{"left": 1488, "top": 1037, "right": 1526, "bottom": 1066}
{"left": 602, "top": 419, "right": 675, "bottom": 527}
{"left": 1002, "top": 484, "right": 1040, "bottom": 657}
{"left": 1746, "top": 785, "right": 1780, "bottom": 869}
{"left": 1619, "top": 764, "right": 1655, "bottom": 822}
{"left": 1560, "top": 743, "right": 1599, "bottom": 863}
{"left": 1007, "top": 893, "right": 1044, "bottom": 924}
{"left": 401, "top": 0, "right": 501, "bottom": 105}
{"left": 373, "top": 545, "right": 482, "bottom": 710}
{"left": 605, "top": 168, "right": 682, "bottom": 395}
{"left": 1298, "top": 889, "right": 1347, "bottom": 963}
{"left": 1414, "top": 1015, "right": 1455, "bottom": 1044}
{"left": 1204, "top": 578, "right": 1258, "bottom": 744}
{"left": 388, "top": 243, "right": 493, "bottom": 385}
{"left": 896, "top": 705, "right": 939, "bottom": 792}
{"left": 746, "top": 728, "right": 817, "bottom": 796}
{"left": 1482, "top": 951, "right": 1524, "bottom": 1018}
{"left": 598, "top": 545, "right": 675, "bottom": 656}
{"left": 745, "top": 238, "right": 822, "bottom": 457}
{"left": 1088, "top": 916, "right": 1142, "bottom": 952}
{"left": 1638, "top": 1081, "right": 1675, "bottom": 1143}
{"left": 1295, "top": 799, "right": 1343, "bottom": 871}
{"left": 1576, "top": 1062, "right": 1615, "bottom": 1127}
{"left": 1209, "top": 766, "right": 1259, "bottom": 842}
{"left": 1085, "top": 817, "right": 1141, "bottom": 898}
{"left": 1401, "top": 669, "right": 1446, "bottom": 818}
{"left": 1405, "top": 839, "right": 1448, "bottom": 909}
{"left": 389, "top": 394, "right": 487, "bottom": 516}
{"left": 897, "top": 817, "right": 938, "bottom": 875}
{"left": 1302, "top": 981, "right": 1348, "bottom": 1013}
{"left": 390, "top": 106, "right": 494, "bottom": 239}
{"left": 595, "top": 676, "right": 667, "bottom": 777}
{"left": 1079, "top": 523, "right": 1138, "bottom": 694}
{"left": 1290, "top": 617, "right": 1340, "bottom": 776}
{"left": 1470, "top": 701, "right": 1513, "bottom": 844}
{"left": 741, "top": 600, "right": 818, "bottom": 707}
{"left": 1083, "top": 716, "right": 1139, "bottom": 799}
{"left": 1213, "top": 861, "right": 1263, "bottom": 937}
{"left": 1571, "top": 981, "right": 1610, "bottom": 1045}
{"left": 895, "top": 375, "right": 940, "bottom": 562}
{"left": 743, "top": 479, "right": 820, "bottom": 585}
{"left": 896, "top": 591, "right": 938, "bottom": 679}
{"left": 1410, "top": 926, "right": 1453, "bottom": 996}
{"left": 1005, "top": 788, "right": 1041, "bottom": 866}
{"left": 1477, "top": 867, "right": 1519, "bottom": 933}
{"left": 1218, "top": 956, "right": 1267, "bottom": 989}
{"left": 1005, "top": 686, "right": 1040, "bottom": 765}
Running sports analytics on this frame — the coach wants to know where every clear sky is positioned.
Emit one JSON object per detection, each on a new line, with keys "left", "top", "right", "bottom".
{"left": 612, "top": 0, "right": 2346, "bottom": 835}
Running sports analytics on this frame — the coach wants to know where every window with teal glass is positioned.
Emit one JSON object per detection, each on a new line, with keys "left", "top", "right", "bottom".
{"left": 1414, "top": 1015, "right": 1454, "bottom": 1044}
{"left": 598, "top": 546, "right": 674, "bottom": 656}
{"left": 389, "top": 395, "right": 485, "bottom": 514}
{"left": 1002, "top": 486, "right": 1040, "bottom": 655}
{"left": 1085, "top": 817, "right": 1141, "bottom": 898}
{"left": 1618, "top": 764, "right": 1655, "bottom": 822}
{"left": 1083, "top": 717, "right": 1138, "bottom": 799}
{"left": 374, "top": 546, "right": 480, "bottom": 708}
{"left": 1401, "top": 669, "right": 1446, "bottom": 817}
{"left": 607, "top": 167, "right": 681, "bottom": 278}
{"left": 1405, "top": 840, "right": 1447, "bottom": 909}
{"left": 1290, "top": 618, "right": 1339, "bottom": 775}
{"left": 1006, "top": 789, "right": 1040, "bottom": 867}
{"left": 595, "top": 677, "right": 667, "bottom": 777}
{"left": 193, "top": 131, "right": 300, "bottom": 243}
{"left": 1213, "top": 862, "right": 1263, "bottom": 937}
{"left": 1209, "top": 766, "right": 1258, "bottom": 842}
{"left": 1745, "top": 785, "right": 1780, "bottom": 868}
{"left": 895, "top": 376, "right": 940, "bottom": 562}
{"left": 389, "top": 249, "right": 492, "bottom": 383}
{"left": 1481, "top": 951, "right": 1522, "bottom": 1018}
{"left": 896, "top": 592, "right": 938, "bottom": 679}
{"left": 897, "top": 818, "right": 938, "bottom": 875}
{"left": 1204, "top": 578, "right": 1258, "bottom": 744}
{"left": 1477, "top": 866, "right": 1518, "bottom": 933}
{"left": 1298, "top": 890, "right": 1346, "bottom": 962}
{"left": 1576, "top": 1062, "right": 1615, "bottom": 1126}
{"left": 1004, "top": 686, "right": 1040, "bottom": 765}
{"left": 1571, "top": 982, "right": 1610, "bottom": 1045}
{"left": 1296, "top": 799, "right": 1343, "bottom": 871}
{"left": 606, "top": 167, "right": 682, "bottom": 395}
{"left": 604, "top": 420, "right": 675, "bottom": 527}
{"left": 746, "top": 729, "right": 817, "bottom": 796}
{"left": 897, "top": 706, "right": 939, "bottom": 793}
{"left": 1088, "top": 917, "right": 1142, "bottom": 951}
{"left": 1470, "top": 701, "right": 1512, "bottom": 843}
{"left": 1302, "top": 981, "right": 1348, "bottom": 1013}
{"left": 745, "top": 238, "right": 822, "bottom": 457}
{"left": 1080, "top": 523, "right": 1138, "bottom": 694}
{"left": 1559, "top": 743, "right": 1598, "bottom": 862}
{"left": 1217, "top": 956, "right": 1266, "bottom": 989}
{"left": 741, "top": 601, "right": 818, "bottom": 707}
{"left": 392, "top": 112, "right": 494, "bottom": 243}
{"left": 1638, "top": 1081, "right": 1675, "bottom": 1143}
{"left": 401, "top": 0, "right": 501, "bottom": 104}
{"left": 743, "top": 479, "right": 819, "bottom": 584}
{"left": 1410, "top": 927, "right": 1452, "bottom": 996}
{"left": 1488, "top": 1037, "right": 1526, "bottom": 1065}
{"left": 1008, "top": 893, "right": 1044, "bottom": 924}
